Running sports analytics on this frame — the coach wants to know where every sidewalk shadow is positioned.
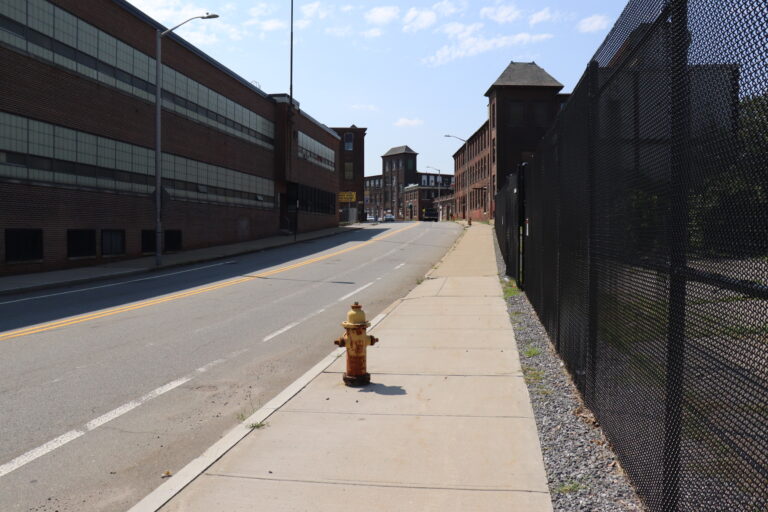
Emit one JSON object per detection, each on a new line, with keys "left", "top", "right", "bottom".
{"left": 357, "top": 383, "right": 406, "bottom": 396}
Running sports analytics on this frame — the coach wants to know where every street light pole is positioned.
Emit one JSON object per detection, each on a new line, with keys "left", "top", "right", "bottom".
{"left": 290, "top": 0, "right": 297, "bottom": 242}
{"left": 155, "top": 12, "right": 218, "bottom": 267}
{"left": 443, "top": 134, "right": 468, "bottom": 221}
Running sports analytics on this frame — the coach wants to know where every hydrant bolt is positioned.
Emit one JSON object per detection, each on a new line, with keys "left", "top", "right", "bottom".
{"left": 334, "top": 302, "right": 377, "bottom": 387}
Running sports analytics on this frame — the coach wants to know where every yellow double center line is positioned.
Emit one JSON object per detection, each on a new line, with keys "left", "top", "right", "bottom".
{"left": 1, "top": 224, "right": 419, "bottom": 342}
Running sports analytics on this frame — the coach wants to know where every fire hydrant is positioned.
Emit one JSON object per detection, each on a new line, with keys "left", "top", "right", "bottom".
{"left": 334, "top": 302, "right": 378, "bottom": 386}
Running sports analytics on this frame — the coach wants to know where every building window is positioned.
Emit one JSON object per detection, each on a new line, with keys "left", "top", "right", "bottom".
{"left": 141, "top": 230, "right": 155, "bottom": 253}
{"left": 67, "top": 229, "right": 96, "bottom": 258}
{"left": 101, "top": 229, "right": 125, "bottom": 256}
{"left": 164, "top": 230, "right": 182, "bottom": 252}
{"left": 5, "top": 229, "right": 43, "bottom": 262}
{"left": 297, "top": 131, "right": 335, "bottom": 171}
{"left": 344, "top": 162, "right": 354, "bottom": 181}
{"left": 344, "top": 133, "right": 353, "bottom": 151}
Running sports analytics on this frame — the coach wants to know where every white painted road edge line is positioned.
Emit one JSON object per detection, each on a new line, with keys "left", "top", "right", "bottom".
{"left": 126, "top": 346, "right": 347, "bottom": 512}
{"left": 338, "top": 281, "right": 373, "bottom": 302}
{"left": 0, "top": 376, "right": 193, "bottom": 479}
{"left": 0, "top": 261, "right": 236, "bottom": 305}
{"left": 262, "top": 322, "right": 300, "bottom": 342}
{"left": 126, "top": 297, "right": 404, "bottom": 512}
{"left": 0, "top": 430, "right": 84, "bottom": 478}
{"left": 394, "top": 263, "right": 405, "bottom": 270}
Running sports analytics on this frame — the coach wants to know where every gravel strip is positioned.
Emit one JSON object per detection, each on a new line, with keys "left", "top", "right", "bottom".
{"left": 493, "top": 233, "right": 645, "bottom": 512}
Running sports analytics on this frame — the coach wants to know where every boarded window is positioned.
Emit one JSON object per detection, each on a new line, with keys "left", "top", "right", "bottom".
{"left": 5, "top": 229, "right": 43, "bottom": 262}
{"left": 67, "top": 229, "right": 96, "bottom": 258}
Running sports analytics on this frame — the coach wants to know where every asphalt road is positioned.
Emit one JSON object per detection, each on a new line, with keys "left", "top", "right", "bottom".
{"left": 0, "top": 221, "right": 463, "bottom": 512}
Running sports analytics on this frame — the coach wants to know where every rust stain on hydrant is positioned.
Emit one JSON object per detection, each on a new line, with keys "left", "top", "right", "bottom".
{"left": 334, "top": 302, "right": 378, "bottom": 386}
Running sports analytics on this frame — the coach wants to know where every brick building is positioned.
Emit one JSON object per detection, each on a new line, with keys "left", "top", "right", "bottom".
{"left": 332, "top": 125, "right": 366, "bottom": 222}
{"left": 451, "top": 62, "right": 568, "bottom": 221}
{"left": 402, "top": 178, "right": 453, "bottom": 221}
{"left": 365, "top": 145, "right": 452, "bottom": 220}
{"left": 0, "top": 0, "right": 348, "bottom": 275}
{"left": 363, "top": 175, "right": 384, "bottom": 220}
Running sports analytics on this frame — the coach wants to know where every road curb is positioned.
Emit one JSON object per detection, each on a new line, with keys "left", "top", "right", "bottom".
{"left": 424, "top": 223, "right": 468, "bottom": 280}
{"left": 126, "top": 295, "right": 402, "bottom": 512}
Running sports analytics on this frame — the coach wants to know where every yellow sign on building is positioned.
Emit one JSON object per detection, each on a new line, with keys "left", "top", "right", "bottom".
{"left": 338, "top": 191, "right": 356, "bottom": 203}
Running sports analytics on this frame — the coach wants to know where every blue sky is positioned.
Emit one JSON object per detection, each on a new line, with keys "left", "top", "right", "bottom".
{"left": 128, "top": 0, "right": 626, "bottom": 176}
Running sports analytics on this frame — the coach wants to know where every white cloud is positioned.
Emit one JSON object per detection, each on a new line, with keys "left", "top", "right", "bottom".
{"left": 529, "top": 7, "right": 553, "bottom": 25}
{"left": 341, "top": 5, "right": 354, "bottom": 12}
{"left": 441, "top": 21, "right": 483, "bottom": 39}
{"left": 245, "top": 3, "right": 284, "bottom": 33}
{"left": 365, "top": 6, "right": 400, "bottom": 25}
{"left": 127, "top": 0, "right": 244, "bottom": 44}
{"left": 247, "top": 3, "right": 274, "bottom": 19}
{"left": 578, "top": 14, "right": 610, "bottom": 33}
{"left": 260, "top": 19, "right": 286, "bottom": 31}
{"left": 403, "top": 8, "right": 437, "bottom": 32}
{"left": 424, "top": 27, "right": 553, "bottom": 66}
{"left": 479, "top": 4, "right": 522, "bottom": 24}
{"left": 394, "top": 118, "right": 424, "bottom": 127}
{"left": 302, "top": 1, "right": 330, "bottom": 19}
{"left": 295, "top": 19, "right": 311, "bottom": 29}
{"left": 432, "top": 0, "right": 464, "bottom": 17}
{"left": 362, "top": 28, "right": 383, "bottom": 38}
{"left": 325, "top": 26, "right": 353, "bottom": 37}
{"left": 351, "top": 104, "right": 379, "bottom": 111}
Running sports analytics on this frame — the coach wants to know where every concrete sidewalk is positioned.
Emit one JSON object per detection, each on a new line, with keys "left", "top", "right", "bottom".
{"left": 0, "top": 225, "right": 364, "bottom": 296}
{"left": 131, "top": 223, "right": 552, "bottom": 512}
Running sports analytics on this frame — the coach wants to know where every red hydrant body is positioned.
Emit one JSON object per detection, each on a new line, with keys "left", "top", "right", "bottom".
{"left": 334, "top": 302, "right": 378, "bottom": 386}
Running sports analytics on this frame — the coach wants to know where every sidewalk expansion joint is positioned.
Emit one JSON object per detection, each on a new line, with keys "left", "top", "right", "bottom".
{"left": 205, "top": 473, "right": 552, "bottom": 494}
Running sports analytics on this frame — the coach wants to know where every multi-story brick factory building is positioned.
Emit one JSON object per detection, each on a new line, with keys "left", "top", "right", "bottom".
{"left": 332, "top": 125, "right": 366, "bottom": 223}
{"left": 402, "top": 175, "right": 453, "bottom": 221}
{"left": 365, "top": 145, "right": 452, "bottom": 220}
{"left": 450, "top": 61, "right": 568, "bottom": 222}
{"left": 0, "top": 0, "right": 353, "bottom": 275}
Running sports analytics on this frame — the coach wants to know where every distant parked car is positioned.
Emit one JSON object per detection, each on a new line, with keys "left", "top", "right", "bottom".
{"left": 383, "top": 213, "right": 395, "bottom": 222}
{"left": 366, "top": 214, "right": 375, "bottom": 222}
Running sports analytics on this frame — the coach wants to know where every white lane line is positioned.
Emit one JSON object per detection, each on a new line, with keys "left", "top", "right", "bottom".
{"left": 196, "top": 359, "right": 226, "bottom": 373}
{"left": 338, "top": 282, "right": 374, "bottom": 302}
{"left": 263, "top": 322, "right": 300, "bottom": 342}
{"left": 394, "top": 263, "right": 405, "bottom": 270}
{"left": 0, "top": 430, "right": 85, "bottom": 478}
{"left": 0, "top": 261, "right": 236, "bottom": 306}
{"left": 0, "top": 375, "right": 193, "bottom": 479}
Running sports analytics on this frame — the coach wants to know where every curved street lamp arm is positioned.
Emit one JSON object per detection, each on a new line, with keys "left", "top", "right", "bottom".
{"left": 161, "top": 13, "right": 219, "bottom": 37}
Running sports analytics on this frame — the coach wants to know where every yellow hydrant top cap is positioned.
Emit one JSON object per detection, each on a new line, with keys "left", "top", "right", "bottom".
{"left": 342, "top": 302, "right": 369, "bottom": 328}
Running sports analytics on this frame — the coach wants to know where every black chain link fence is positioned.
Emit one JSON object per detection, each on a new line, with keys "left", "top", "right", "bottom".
{"left": 495, "top": 0, "right": 767, "bottom": 510}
